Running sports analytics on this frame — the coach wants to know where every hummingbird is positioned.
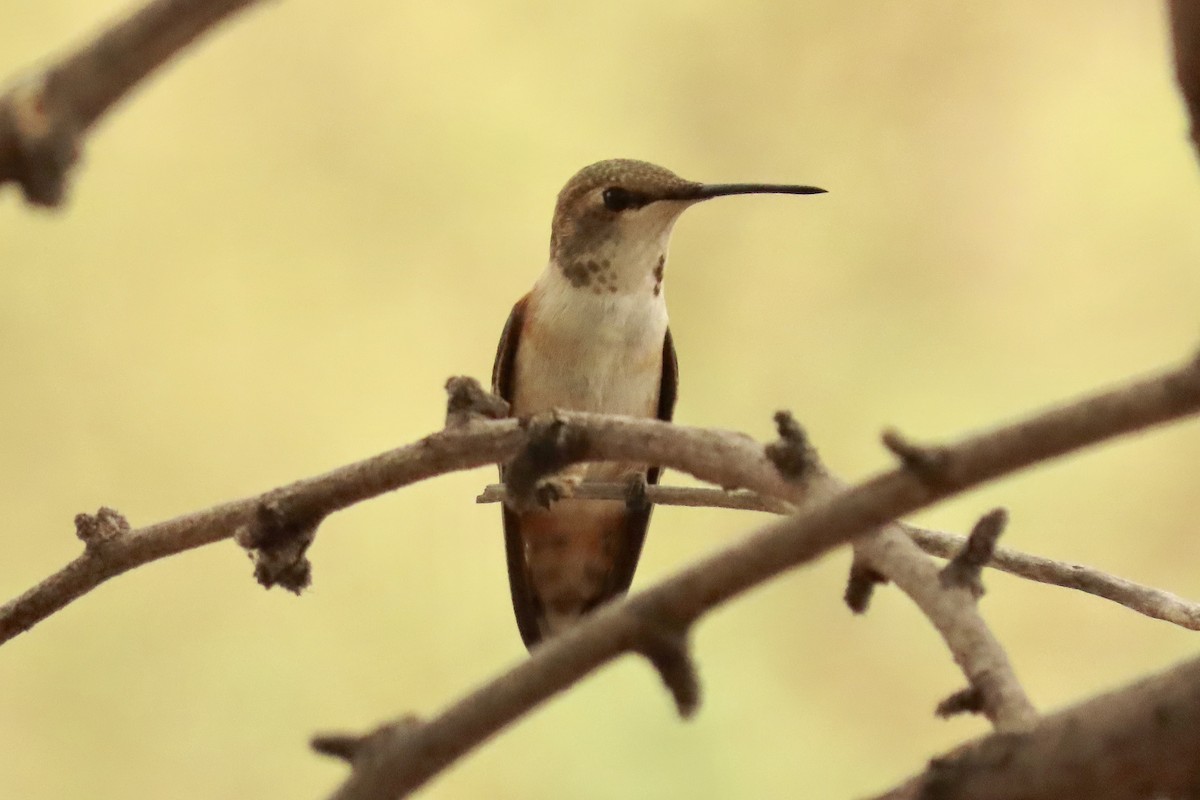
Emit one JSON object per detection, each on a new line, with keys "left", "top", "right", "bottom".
{"left": 492, "top": 158, "right": 825, "bottom": 649}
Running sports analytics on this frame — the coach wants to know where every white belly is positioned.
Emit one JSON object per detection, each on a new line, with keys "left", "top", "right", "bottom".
{"left": 512, "top": 283, "right": 668, "bottom": 419}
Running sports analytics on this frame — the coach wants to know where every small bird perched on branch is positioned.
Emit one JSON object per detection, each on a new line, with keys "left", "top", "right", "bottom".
{"left": 492, "top": 158, "right": 825, "bottom": 649}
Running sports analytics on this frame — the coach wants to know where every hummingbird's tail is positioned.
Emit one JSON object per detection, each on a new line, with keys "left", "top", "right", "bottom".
{"left": 502, "top": 495, "right": 651, "bottom": 650}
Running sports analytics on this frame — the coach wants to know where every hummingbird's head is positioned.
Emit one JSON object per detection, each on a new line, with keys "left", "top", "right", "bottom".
{"left": 549, "top": 159, "right": 824, "bottom": 296}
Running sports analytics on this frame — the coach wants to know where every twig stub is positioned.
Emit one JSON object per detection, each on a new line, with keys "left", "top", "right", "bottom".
{"left": 234, "top": 494, "right": 324, "bottom": 594}
{"left": 765, "top": 410, "right": 815, "bottom": 480}
{"left": 74, "top": 506, "right": 131, "bottom": 548}
{"left": 844, "top": 557, "right": 889, "bottom": 614}
{"left": 936, "top": 685, "right": 987, "bottom": 719}
{"left": 940, "top": 509, "right": 1009, "bottom": 598}
{"left": 312, "top": 716, "right": 422, "bottom": 764}
{"left": 635, "top": 617, "right": 701, "bottom": 718}
{"left": 1, "top": 75, "right": 80, "bottom": 206}
{"left": 444, "top": 375, "right": 509, "bottom": 428}
{"left": 311, "top": 733, "right": 364, "bottom": 764}
{"left": 881, "top": 428, "right": 953, "bottom": 488}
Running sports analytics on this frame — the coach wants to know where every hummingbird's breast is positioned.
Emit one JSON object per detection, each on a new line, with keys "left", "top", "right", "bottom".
{"left": 512, "top": 268, "right": 668, "bottom": 422}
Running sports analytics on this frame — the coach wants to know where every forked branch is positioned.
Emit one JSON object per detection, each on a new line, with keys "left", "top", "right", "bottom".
{"left": 319, "top": 353, "right": 1200, "bottom": 799}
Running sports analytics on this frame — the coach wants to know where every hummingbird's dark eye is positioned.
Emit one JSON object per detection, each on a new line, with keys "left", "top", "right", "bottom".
{"left": 602, "top": 187, "right": 647, "bottom": 212}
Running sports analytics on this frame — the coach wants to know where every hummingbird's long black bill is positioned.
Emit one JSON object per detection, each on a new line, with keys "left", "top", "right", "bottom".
{"left": 667, "top": 182, "right": 827, "bottom": 201}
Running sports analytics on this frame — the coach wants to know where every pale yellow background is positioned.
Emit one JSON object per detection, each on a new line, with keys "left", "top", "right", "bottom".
{"left": 2, "top": 1, "right": 1199, "bottom": 797}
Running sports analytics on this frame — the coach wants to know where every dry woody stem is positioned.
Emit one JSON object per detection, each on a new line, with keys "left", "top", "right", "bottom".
{"left": 0, "top": 0, "right": 265, "bottom": 205}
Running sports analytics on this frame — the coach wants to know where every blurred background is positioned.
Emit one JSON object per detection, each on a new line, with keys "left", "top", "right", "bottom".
{"left": 2, "top": 1, "right": 1199, "bottom": 797}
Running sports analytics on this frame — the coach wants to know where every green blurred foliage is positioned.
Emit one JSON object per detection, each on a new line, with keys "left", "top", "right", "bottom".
{"left": 2, "top": 1, "right": 1199, "bottom": 797}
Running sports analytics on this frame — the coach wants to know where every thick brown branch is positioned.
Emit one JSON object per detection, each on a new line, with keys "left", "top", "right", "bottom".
{"left": 0, "top": 0, "right": 265, "bottom": 205}
{"left": 323, "top": 355, "right": 1200, "bottom": 799}
{"left": 868, "top": 651, "right": 1200, "bottom": 800}
{"left": 479, "top": 482, "right": 1200, "bottom": 630}
{"left": 1169, "top": 0, "right": 1200, "bottom": 158}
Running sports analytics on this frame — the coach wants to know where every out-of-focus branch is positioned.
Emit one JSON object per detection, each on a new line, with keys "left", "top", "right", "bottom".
{"left": 478, "top": 483, "right": 1200, "bottom": 630}
{"left": 0, "top": 0, "right": 266, "bottom": 206}
{"left": 867, "top": 651, "right": 1200, "bottom": 800}
{"left": 320, "top": 354, "right": 1200, "bottom": 800}
{"left": 1169, "top": 0, "right": 1200, "bottom": 157}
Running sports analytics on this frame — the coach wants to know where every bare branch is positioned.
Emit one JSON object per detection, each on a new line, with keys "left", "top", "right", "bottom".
{"left": 323, "top": 354, "right": 1200, "bottom": 799}
{"left": 479, "top": 482, "right": 1200, "bottom": 631}
{"left": 0, "top": 418, "right": 524, "bottom": 645}
{"left": 0, "top": 386, "right": 802, "bottom": 646}
{"left": 0, "top": 0, "right": 266, "bottom": 206}
{"left": 907, "top": 527, "right": 1200, "bottom": 631}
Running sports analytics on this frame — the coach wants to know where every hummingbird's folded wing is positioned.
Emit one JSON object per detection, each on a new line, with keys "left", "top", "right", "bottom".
{"left": 491, "top": 295, "right": 546, "bottom": 648}
{"left": 598, "top": 327, "right": 677, "bottom": 602}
